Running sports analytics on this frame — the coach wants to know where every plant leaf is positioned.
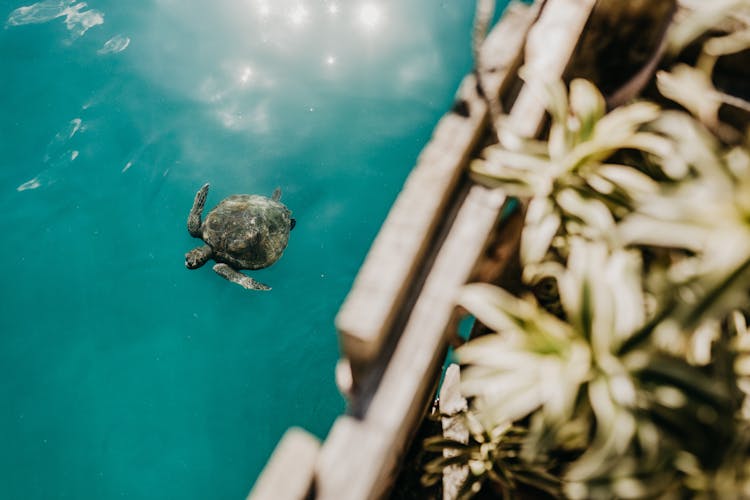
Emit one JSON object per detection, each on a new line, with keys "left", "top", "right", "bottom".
{"left": 521, "top": 197, "right": 561, "bottom": 267}
{"left": 657, "top": 65, "right": 721, "bottom": 126}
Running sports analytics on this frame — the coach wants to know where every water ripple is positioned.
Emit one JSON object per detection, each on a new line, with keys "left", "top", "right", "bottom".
{"left": 6, "top": 0, "right": 104, "bottom": 38}
{"left": 97, "top": 34, "right": 130, "bottom": 54}
{"left": 16, "top": 177, "right": 41, "bottom": 192}
{"left": 16, "top": 118, "right": 84, "bottom": 192}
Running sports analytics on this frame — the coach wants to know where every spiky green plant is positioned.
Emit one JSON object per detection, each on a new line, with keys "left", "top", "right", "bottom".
{"left": 470, "top": 76, "right": 690, "bottom": 284}
{"left": 455, "top": 240, "right": 739, "bottom": 498}
{"left": 422, "top": 2, "right": 750, "bottom": 497}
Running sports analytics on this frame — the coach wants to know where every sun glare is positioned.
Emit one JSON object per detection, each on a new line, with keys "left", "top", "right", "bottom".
{"left": 357, "top": 3, "right": 383, "bottom": 31}
{"left": 255, "top": 0, "right": 270, "bottom": 18}
{"left": 289, "top": 4, "right": 309, "bottom": 26}
{"left": 240, "top": 66, "right": 252, "bottom": 84}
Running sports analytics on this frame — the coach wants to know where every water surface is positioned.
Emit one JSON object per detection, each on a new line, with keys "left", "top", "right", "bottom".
{"left": 0, "top": 1, "right": 494, "bottom": 497}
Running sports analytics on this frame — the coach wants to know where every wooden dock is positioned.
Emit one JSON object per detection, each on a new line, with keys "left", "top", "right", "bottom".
{"left": 246, "top": 0, "right": 677, "bottom": 498}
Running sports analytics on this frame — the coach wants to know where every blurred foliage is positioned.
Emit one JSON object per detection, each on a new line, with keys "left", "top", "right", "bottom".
{"left": 423, "top": 1, "right": 750, "bottom": 498}
{"left": 422, "top": 414, "right": 561, "bottom": 499}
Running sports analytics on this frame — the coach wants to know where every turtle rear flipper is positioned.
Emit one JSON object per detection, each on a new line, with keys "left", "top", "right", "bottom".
{"left": 272, "top": 187, "right": 281, "bottom": 201}
{"left": 188, "top": 183, "right": 209, "bottom": 237}
{"left": 213, "top": 263, "right": 271, "bottom": 291}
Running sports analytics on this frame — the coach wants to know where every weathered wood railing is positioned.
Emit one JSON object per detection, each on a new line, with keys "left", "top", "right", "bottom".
{"left": 246, "top": 0, "right": 676, "bottom": 498}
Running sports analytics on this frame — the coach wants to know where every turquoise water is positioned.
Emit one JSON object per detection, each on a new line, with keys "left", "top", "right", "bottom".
{"left": 1, "top": 1, "right": 490, "bottom": 498}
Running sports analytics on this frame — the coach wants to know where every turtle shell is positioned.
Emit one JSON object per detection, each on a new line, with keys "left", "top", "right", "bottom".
{"left": 202, "top": 194, "right": 292, "bottom": 270}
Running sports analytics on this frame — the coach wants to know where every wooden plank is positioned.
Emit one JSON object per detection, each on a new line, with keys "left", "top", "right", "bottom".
{"left": 247, "top": 428, "right": 320, "bottom": 500}
{"left": 334, "top": 2, "right": 536, "bottom": 375}
{"left": 317, "top": 187, "right": 508, "bottom": 500}
{"left": 314, "top": 417, "right": 389, "bottom": 500}
{"left": 477, "top": 2, "right": 540, "bottom": 130}
{"left": 508, "top": 0, "right": 597, "bottom": 137}
{"left": 365, "top": 186, "right": 507, "bottom": 428}
{"left": 440, "top": 364, "right": 470, "bottom": 500}
{"left": 335, "top": 77, "right": 487, "bottom": 368}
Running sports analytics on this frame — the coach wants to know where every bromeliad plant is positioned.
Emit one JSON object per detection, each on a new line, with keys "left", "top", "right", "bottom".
{"left": 453, "top": 239, "right": 741, "bottom": 498}
{"left": 469, "top": 73, "right": 702, "bottom": 289}
{"left": 423, "top": 2, "right": 750, "bottom": 498}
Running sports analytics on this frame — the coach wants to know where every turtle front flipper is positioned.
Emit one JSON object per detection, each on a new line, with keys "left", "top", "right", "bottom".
{"left": 213, "top": 263, "right": 271, "bottom": 291}
{"left": 186, "top": 244, "right": 212, "bottom": 269}
{"left": 188, "top": 183, "right": 209, "bottom": 237}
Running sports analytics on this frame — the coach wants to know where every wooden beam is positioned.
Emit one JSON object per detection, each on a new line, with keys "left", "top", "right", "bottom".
{"left": 314, "top": 417, "right": 389, "bottom": 500}
{"left": 247, "top": 428, "right": 320, "bottom": 500}
{"left": 508, "top": 0, "right": 597, "bottom": 137}
{"left": 318, "top": 186, "right": 508, "bottom": 500}
{"left": 334, "top": 76, "right": 488, "bottom": 368}
{"left": 335, "top": 0, "right": 537, "bottom": 400}
{"left": 440, "top": 364, "right": 469, "bottom": 500}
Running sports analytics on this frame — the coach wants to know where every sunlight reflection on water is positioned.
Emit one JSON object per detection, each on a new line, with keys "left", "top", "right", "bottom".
{"left": 97, "top": 33, "right": 130, "bottom": 54}
{"left": 6, "top": 0, "right": 103, "bottom": 37}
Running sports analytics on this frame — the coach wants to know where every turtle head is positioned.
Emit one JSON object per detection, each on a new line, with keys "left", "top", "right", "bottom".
{"left": 185, "top": 245, "right": 212, "bottom": 269}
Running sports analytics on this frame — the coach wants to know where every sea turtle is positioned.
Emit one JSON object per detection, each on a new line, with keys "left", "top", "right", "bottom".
{"left": 184, "top": 183, "right": 295, "bottom": 290}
